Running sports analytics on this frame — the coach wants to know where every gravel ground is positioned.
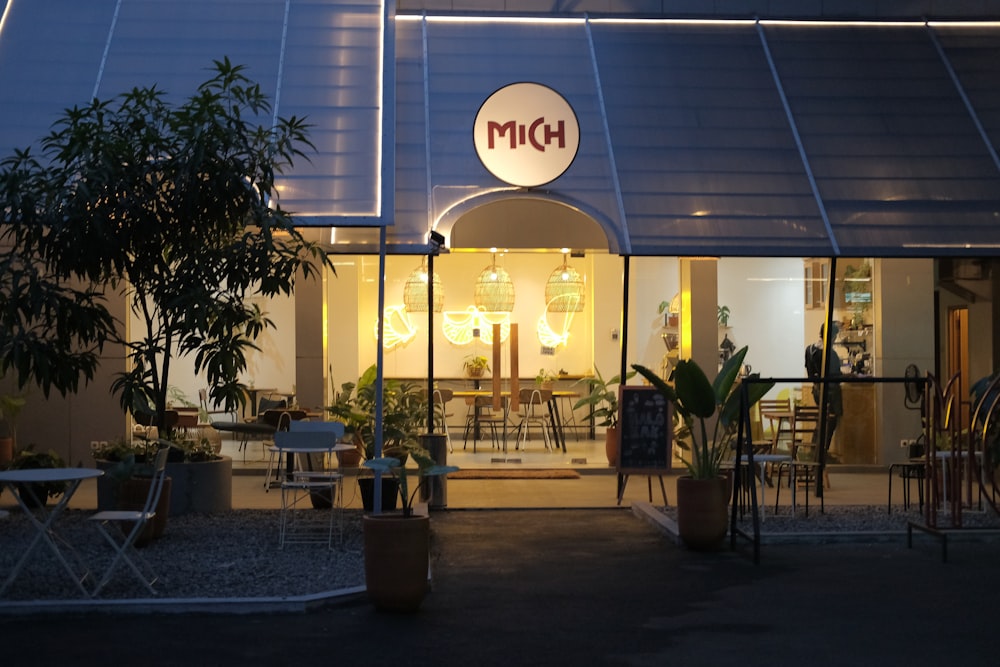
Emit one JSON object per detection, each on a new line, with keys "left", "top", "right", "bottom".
{"left": 0, "top": 509, "right": 366, "bottom": 601}
{"left": 4, "top": 503, "right": 1000, "bottom": 602}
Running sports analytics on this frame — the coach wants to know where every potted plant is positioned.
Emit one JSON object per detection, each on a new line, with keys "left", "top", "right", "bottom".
{"left": 327, "top": 364, "right": 429, "bottom": 510}
{"left": 633, "top": 346, "right": 772, "bottom": 550}
{"left": 362, "top": 450, "right": 458, "bottom": 612}
{"left": 658, "top": 297, "right": 679, "bottom": 328}
{"left": 718, "top": 305, "right": 731, "bottom": 327}
{"left": 535, "top": 368, "right": 558, "bottom": 389}
{"left": 3, "top": 445, "right": 67, "bottom": 508}
{"left": 573, "top": 368, "right": 636, "bottom": 466}
{"left": 92, "top": 432, "right": 231, "bottom": 521}
{"left": 463, "top": 354, "right": 490, "bottom": 379}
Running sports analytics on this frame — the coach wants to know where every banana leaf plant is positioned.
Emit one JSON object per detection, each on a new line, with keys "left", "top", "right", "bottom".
{"left": 633, "top": 346, "right": 773, "bottom": 480}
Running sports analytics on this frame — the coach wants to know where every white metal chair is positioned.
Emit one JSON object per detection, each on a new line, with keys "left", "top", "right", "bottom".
{"left": 274, "top": 429, "right": 344, "bottom": 548}
{"left": 88, "top": 446, "right": 170, "bottom": 596}
{"left": 513, "top": 388, "right": 553, "bottom": 451}
{"left": 433, "top": 388, "right": 455, "bottom": 452}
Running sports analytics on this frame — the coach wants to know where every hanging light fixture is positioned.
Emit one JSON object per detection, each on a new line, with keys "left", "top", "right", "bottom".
{"left": 403, "top": 258, "right": 443, "bottom": 313}
{"left": 545, "top": 251, "right": 585, "bottom": 312}
{"left": 474, "top": 252, "right": 515, "bottom": 312}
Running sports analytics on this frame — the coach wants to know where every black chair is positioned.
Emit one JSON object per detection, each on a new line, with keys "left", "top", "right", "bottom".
{"left": 888, "top": 441, "right": 926, "bottom": 514}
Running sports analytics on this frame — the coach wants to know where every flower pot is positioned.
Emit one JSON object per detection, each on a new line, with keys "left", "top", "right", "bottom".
{"left": 0, "top": 436, "right": 13, "bottom": 467}
{"left": 358, "top": 476, "right": 400, "bottom": 512}
{"left": 336, "top": 436, "right": 363, "bottom": 468}
{"left": 675, "top": 475, "right": 729, "bottom": 551}
{"left": 363, "top": 513, "right": 430, "bottom": 612}
{"left": 118, "top": 476, "right": 172, "bottom": 547}
{"left": 604, "top": 426, "right": 619, "bottom": 467}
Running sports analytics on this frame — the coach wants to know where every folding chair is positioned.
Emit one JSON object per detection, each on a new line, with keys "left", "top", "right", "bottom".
{"left": 274, "top": 429, "right": 344, "bottom": 548}
{"left": 88, "top": 446, "right": 171, "bottom": 596}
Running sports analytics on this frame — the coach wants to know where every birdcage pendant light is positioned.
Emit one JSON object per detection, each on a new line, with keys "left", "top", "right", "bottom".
{"left": 545, "top": 253, "right": 585, "bottom": 312}
{"left": 474, "top": 253, "right": 515, "bottom": 312}
{"left": 403, "top": 258, "right": 443, "bottom": 313}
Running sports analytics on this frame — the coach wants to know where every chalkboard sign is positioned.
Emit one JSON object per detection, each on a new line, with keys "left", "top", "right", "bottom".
{"left": 617, "top": 386, "right": 672, "bottom": 474}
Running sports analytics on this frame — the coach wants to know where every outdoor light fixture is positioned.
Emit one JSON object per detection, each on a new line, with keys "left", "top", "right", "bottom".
{"left": 402, "top": 259, "right": 443, "bottom": 313}
{"left": 474, "top": 253, "right": 515, "bottom": 312}
{"left": 544, "top": 251, "right": 585, "bottom": 312}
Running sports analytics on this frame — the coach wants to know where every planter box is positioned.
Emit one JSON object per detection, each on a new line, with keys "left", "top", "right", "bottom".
{"left": 166, "top": 456, "right": 232, "bottom": 515}
{"left": 96, "top": 455, "right": 232, "bottom": 515}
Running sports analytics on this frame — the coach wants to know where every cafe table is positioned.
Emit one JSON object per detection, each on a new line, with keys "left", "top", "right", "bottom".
{"left": 452, "top": 389, "right": 575, "bottom": 453}
{"left": 0, "top": 467, "right": 104, "bottom": 597}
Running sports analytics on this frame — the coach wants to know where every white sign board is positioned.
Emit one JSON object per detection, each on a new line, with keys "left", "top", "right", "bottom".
{"left": 473, "top": 82, "right": 580, "bottom": 188}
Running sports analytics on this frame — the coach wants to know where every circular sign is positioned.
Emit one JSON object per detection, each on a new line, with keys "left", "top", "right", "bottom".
{"left": 473, "top": 83, "right": 580, "bottom": 188}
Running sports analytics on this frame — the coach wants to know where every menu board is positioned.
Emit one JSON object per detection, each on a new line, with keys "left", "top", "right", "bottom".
{"left": 617, "top": 386, "right": 672, "bottom": 474}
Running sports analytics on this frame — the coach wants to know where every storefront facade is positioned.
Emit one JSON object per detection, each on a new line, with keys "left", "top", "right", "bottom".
{"left": 2, "top": 1, "right": 1000, "bottom": 468}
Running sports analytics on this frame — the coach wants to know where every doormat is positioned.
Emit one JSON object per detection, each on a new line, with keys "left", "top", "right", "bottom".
{"left": 447, "top": 469, "right": 580, "bottom": 480}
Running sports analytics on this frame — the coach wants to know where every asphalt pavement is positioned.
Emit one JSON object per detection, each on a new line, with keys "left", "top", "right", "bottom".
{"left": 1, "top": 508, "right": 998, "bottom": 666}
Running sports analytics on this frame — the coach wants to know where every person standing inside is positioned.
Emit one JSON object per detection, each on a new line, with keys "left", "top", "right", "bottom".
{"left": 804, "top": 322, "right": 844, "bottom": 454}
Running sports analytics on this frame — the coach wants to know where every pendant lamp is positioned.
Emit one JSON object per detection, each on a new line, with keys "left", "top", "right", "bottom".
{"left": 403, "top": 259, "right": 443, "bottom": 312}
{"left": 474, "top": 253, "right": 515, "bottom": 312}
{"left": 545, "top": 252, "right": 585, "bottom": 312}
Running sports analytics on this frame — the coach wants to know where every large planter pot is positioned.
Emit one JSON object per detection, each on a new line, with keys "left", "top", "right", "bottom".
{"left": 118, "top": 476, "right": 172, "bottom": 547}
{"left": 359, "top": 476, "right": 400, "bottom": 512}
{"left": 0, "top": 436, "right": 13, "bottom": 467}
{"left": 363, "top": 513, "right": 430, "bottom": 613}
{"left": 165, "top": 456, "right": 232, "bottom": 515}
{"left": 96, "top": 456, "right": 232, "bottom": 516}
{"left": 675, "top": 475, "right": 730, "bottom": 551}
{"left": 605, "top": 426, "right": 619, "bottom": 467}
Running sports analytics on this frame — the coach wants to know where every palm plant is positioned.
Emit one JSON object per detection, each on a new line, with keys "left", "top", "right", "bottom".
{"left": 633, "top": 346, "right": 773, "bottom": 479}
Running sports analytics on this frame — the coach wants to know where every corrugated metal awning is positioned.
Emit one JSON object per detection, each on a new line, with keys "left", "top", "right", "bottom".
{"left": 4, "top": 5, "right": 1000, "bottom": 256}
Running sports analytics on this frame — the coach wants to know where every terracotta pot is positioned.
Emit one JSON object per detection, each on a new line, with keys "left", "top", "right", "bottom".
{"left": 0, "top": 436, "right": 13, "bottom": 467}
{"left": 336, "top": 435, "right": 364, "bottom": 468}
{"left": 604, "top": 426, "right": 619, "bottom": 467}
{"left": 363, "top": 513, "right": 430, "bottom": 612}
{"left": 118, "top": 476, "right": 172, "bottom": 547}
{"left": 675, "top": 475, "right": 729, "bottom": 551}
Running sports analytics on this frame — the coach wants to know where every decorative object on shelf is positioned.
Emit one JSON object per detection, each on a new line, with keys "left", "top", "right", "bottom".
{"left": 658, "top": 293, "right": 681, "bottom": 328}
{"left": 717, "top": 304, "right": 731, "bottom": 327}
{"left": 544, "top": 251, "right": 585, "bottom": 313}
{"left": 402, "top": 258, "right": 444, "bottom": 313}
{"left": 535, "top": 368, "right": 557, "bottom": 389}
{"left": 719, "top": 333, "right": 736, "bottom": 365}
{"left": 474, "top": 253, "right": 515, "bottom": 312}
{"left": 463, "top": 354, "right": 491, "bottom": 378}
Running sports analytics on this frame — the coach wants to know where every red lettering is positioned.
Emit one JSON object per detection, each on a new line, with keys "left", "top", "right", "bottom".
{"left": 545, "top": 120, "right": 566, "bottom": 149}
{"left": 487, "top": 121, "right": 516, "bottom": 149}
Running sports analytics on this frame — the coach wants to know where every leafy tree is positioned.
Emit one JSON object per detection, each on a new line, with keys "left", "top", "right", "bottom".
{"left": 0, "top": 58, "right": 331, "bottom": 431}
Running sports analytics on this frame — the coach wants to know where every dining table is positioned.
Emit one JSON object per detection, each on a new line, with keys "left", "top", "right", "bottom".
{"left": 0, "top": 467, "right": 104, "bottom": 598}
{"left": 452, "top": 389, "right": 574, "bottom": 453}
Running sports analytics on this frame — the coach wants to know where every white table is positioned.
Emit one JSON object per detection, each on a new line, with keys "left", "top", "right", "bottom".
{"left": 270, "top": 442, "right": 353, "bottom": 548}
{"left": 0, "top": 467, "right": 104, "bottom": 597}
{"left": 740, "top": 453, "right": 793, "bottom": 520}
